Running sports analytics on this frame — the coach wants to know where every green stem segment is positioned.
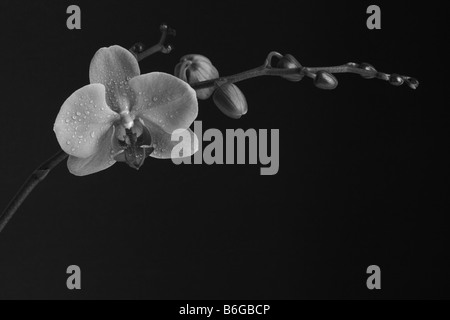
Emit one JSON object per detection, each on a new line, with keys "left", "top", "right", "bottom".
{"left": 0, "top": 150, "right": 68, "bottom": 234}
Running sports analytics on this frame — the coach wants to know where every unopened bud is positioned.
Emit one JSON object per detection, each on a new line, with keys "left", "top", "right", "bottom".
{"left": 405, "top": 77, "right": 419, "bottom": 89}
{"left": 130, "top": 42, "right": 145, "bottom": 54}
{"left": 174, "top": 54, "right": 219, "bottom": 100}
{"left": 314, "top": 71, "right": 338, "bottom": 90}
{"left": 389, "top": 74, "right": 404, "bottom": 86}
{"left": 360, "top": 63, "right": 377, "bottom": 79}
{"left": 277, "top": 54, "right": 304, "bottom": 82}
{"left": 346, "top": 62, "right": 359, "bottom": 68}
{"left": 213, "top": 83, "right": 248, "bottom": 119}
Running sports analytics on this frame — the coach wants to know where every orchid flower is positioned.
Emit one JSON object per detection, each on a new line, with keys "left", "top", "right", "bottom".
{"left": 0, "top": 24, "right": 419, "bottom": 234}
{"left": 53, "top": 45, "right": 199, "bottom": 176}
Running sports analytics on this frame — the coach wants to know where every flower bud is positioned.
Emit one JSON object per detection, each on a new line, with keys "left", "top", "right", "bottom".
{"left": 314, "top": 71, "right": 338, "bottom": 90}
{"left": 389, "top": 74, "right": 404, "bottom": 86}
{"left": 174, "top": 54, "right": 219, "bottom": 100}
{"left": 346, "top": 62, "right": 359, "bottom": 68}
{"left": 276, "top": 54, "right": 304, "bottom": 82}
{"left": 405, "top": 77, "right": 419, "bottom": 89}
{"left": 213, "top": 83, "right": 248, "bottom": 119}
{"left": 130, "top": 42, "right": 145, "bottom": 54}
{"left": 360, "top": 62, "right": 377, "bottom": 79}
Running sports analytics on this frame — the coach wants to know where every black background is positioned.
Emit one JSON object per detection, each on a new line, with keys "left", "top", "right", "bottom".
{"left": 0, "top": 1, "right": 447, "bottom": 300}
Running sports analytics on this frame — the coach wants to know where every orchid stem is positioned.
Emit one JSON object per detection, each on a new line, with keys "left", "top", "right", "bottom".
{"left": 0, "top": 149, "right": 68, "bottom": 234}
{"left": 130, "top": 24, "right": 175, "bottom": 62}
{"left": 190, "top": 60, "right": 419, "bottom": 91}
{"left": 1, "top": 43, "right": 419, "bottom": 235}
{"left": 1, "top": 24, "right": 178, "bottom": 235}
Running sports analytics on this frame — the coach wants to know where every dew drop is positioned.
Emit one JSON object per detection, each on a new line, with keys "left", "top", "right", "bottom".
{"left": 90, "top": 132, "right": 95, "bottom": 138}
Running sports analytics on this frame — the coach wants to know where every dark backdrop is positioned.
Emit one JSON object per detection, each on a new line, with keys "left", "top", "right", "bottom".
{"left": 0, "top": 1, "right": 447, "bottom": 299}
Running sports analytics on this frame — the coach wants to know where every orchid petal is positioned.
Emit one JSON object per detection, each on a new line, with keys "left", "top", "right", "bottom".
{"left": 129, "top": 72, "right": 198, "bottom": 134}
{"left": 54, "top": 83, "right": 119, "bottom": 158}
{"left": 89, "top": 45, "right": 140, "bottom": 112}
{"left": 67, "top": 126, "right": 121, "bottom": 176}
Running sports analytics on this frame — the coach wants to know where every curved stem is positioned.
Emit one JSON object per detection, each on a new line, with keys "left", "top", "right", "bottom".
{"left": 190, "top": 65, "right": 296, "bottom": 90}
{"left": 0, "top": 51, "right": 419, "bottom": 235}
{"left": 190, "top": 63, "right": 419, "bottom": 91}
{"left": 1, "top": 24, "right": 177, "bottom": 235}
{"left": 0, "top": 149, "right": 68, "bottom": 234}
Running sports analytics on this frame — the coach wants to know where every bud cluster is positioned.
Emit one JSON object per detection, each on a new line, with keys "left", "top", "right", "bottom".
{"left": 174, "top": 54, "right": 248, "bottom": 119}
{"left": 173, "top": 50, "right": 420, "bottom": 121}
{"left": 345, "top": 62, "right": 419, "bottom": 89}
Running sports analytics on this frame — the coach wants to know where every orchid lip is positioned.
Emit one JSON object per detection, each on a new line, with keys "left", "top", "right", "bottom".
{"left": 115, "top": 119, "right": 155, "bottom": 169}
